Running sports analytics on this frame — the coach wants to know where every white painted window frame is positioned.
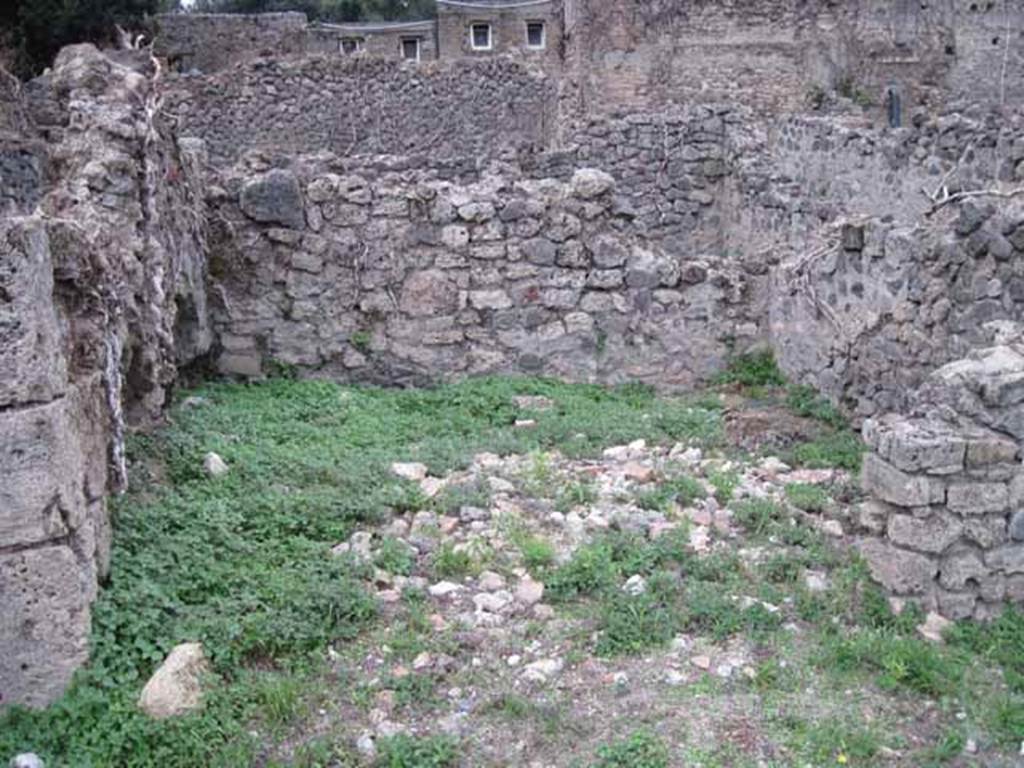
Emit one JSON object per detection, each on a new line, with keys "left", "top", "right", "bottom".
{"left": 525, "top": 21, "right": 545, "bottom": 50}
{"left": 470, "top": 22, "right": 493, "bottom": 51}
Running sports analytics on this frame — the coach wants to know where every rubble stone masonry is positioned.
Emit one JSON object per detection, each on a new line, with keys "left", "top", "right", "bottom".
{"left": 5, "top": 0, "right": 1024, "bottom": 709}
{"left": 858, "top": 339, "right": 1024, "bottom": 621}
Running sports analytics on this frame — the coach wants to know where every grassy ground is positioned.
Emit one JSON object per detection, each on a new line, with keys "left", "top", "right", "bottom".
{"left": 1, "top": 370, "right": 1022, "bottom": 767}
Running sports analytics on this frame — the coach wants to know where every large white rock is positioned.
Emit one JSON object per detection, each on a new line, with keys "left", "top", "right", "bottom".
{"left": 570, "top": 168, "right": 615, "bottom": 199}
{"left": 390, "top": 462, "right": 428, "bottom": 481}
{"left": 202, "top": 452, "right": 229, "bottom": 477}
{"left": 138, "top": 642, "right": 209, "bottom": 719}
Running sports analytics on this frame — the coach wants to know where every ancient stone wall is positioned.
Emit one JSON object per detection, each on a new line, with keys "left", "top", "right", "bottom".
{"left": 7, "top": 0, "right": 1024, "bottom": 709}
{"left": 207, "top": 154, "right": 761, "bottom": 388}
{"left": 154, "top": 12, "right": 308, "bottom": 73}
{"left": 0, "top": 45, "right": 210, "bottom": 709}
{"left": 165, "top": 56, "right": 557, "bottom": 166}
{"left": 858, "top": 337, "right": 1024, "bottom": 621}
{"left": 566, "top": 0, "right": 1024, "bottom": 120}
{"left": 771, "top": 200, "right": 1024, "bottom": 419}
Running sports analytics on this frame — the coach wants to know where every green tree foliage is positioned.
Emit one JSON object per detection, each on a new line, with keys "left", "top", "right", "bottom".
{"left": 2, "top": 0, "right": 169, "bottom": 79}
{"left": 190, "top": 0, "right": 436, "bottom": 22}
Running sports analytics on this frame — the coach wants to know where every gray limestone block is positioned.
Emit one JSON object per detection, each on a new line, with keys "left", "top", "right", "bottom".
{"left": 939, "top": 547, "right": 988, "bottom": 590}
{"left": 861, "top": 416, "right": 965, "bottom": 474}
{"left": 981, "top": 371, "right": 1024, "bottom": 409}
{"left": 588, "top": 234, "right": 628, "bottom": 269}
{"left": 0, "top": 218, "right": 69, "bottom": 407}
{"left": 947, "top": 481, "right": 1010, "bottom": 515}
{"left": 964, "top": 514, "right": 1009, "bottom": 549}
{"left": 218, "top": 351, "right": 263, "bottom": 377}
{"left": 570, "top": 168, "right": 615, "bottom": 199}
{"left": 987, "top": 544, "right": 1024, "bottom": 574}
{"left": 861, "top": 453, "right": 946, "bottom": 508}
{"left": 858, "top": 538, "right": 938, "bottom": 595}
{"left": 887, "top": 512, "right": 962, "bottom": 555}
{"left": 399, "top": 270, "right": 458, "bottom": 318}
{"left": 965, "top": 432, "right": 1020, "bottom": 466}
{"left": 1010, "top": 510, "right": 1024, "bottom": 542}
{"left": 240, "top": 169, "right": 305, "bottom": 229}
{"left": 0, "top": 545, "right": 92, "bottom": 708}
{"left": 0, "top": 398, "right": 86, "bottom": 549}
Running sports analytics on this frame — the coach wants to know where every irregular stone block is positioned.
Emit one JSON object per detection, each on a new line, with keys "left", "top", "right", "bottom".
{"left": 965, "top": 434, "right": 1020, "bottom": 466}
{"left": 861, "top": 416, "right": 965, "bottom": 474}
{"left": 218, "top": 352, "right": 262, "bottom": 377}
{"left": 947, "top": 482, "right": 1009, "bottom": 515}
{"left": 570, "top": 168, "right": 615, "bottom": 199}
{"left": 399, "top": 270, "right": 458, "bottom": 317}
{"left": 964, "top": 514, "right": 1009, "bottom": 548}
{"left": 520, "top": 237, "right": 557, "bottom": 265}
{"left": 1010, "top": 510, "right": 1024, "bottom": 542}
{"left": 0, "top": 545, "right": 92, "bottom": 708}
{"left": 240, "top": 169, "right": 305, "bottom": 229}
{"left": 937, "top": 590, "right": 977, "bottom": 620}
{"left": 469, "top": 290, "right": 512, "bottom": 310}
{"left": 858, "top": 539, "right": 938, "bottom": 595}
{"left": 305, "top": 174, "right": 339, "bottom": 203}
{"left": 861, "top": 453, "right": 946, "bottom": 508}
{"left": 457, "top": 201, "right": 495, "bottom": 223}
{"left": 980, "top": 574, "right": 1006, "bottom": 602}
{"left": 0, "top": 398, "right": 85, "bottom": 548}
{"left": 982, "top": 372, "right": 1024, "bottom": 408}
{"left": 0, "top": 218, "right": 68, "bottom": 407}
{"left": 987, "top": 545, "right": 1024, "bottom": 574}
{"left": 887, "top": 512, "right": 962, "bottom": 554}
{"left": 588, "top": 233, "right": 628, "bottom": 269}
{"left": 939, "top": 548, "right": 987, "bottom": 590}
{"left": 934, "top": 345, "right": 1024, "bottom": 397}
{"left": 1010, "top": 473, "right": 1024, "bottom": 507}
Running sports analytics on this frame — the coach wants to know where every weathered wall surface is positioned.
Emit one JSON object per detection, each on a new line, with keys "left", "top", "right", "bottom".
{"left": 0, "top": 45, "right": 210, "bottom": 709}
{"left": 566, "top": 0, "right": 1024, "bottom": 119}
{"left": 153, "top": 12, "right": 308, "bottom": 73}
{"left": 771, "top": 201, "right": 1024, "bottom": 419}
{"left": 857, "top": 334, "right": 1024, "bottom": 621}
{"left": 437, "top": 0, "right": 563, "bottom": 69}
{"left": 209, "top": 156, "right": 760, "bottom": 388}
{"left": 7, "top": 0, "right": 1024, "bottom": 707}
{"left": 165, "top": 57, "right": 557, "bottom": 166}
{"left": 306, "top": 21, "right": 440, "bottom": 61}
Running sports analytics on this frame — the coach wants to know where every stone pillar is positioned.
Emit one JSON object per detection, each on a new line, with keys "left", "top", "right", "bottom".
{"left": 858, "top": 340, "right": 1024, "bottom": 620}
{"left": 0, "top": 218, "right": 108, "bottom": 708}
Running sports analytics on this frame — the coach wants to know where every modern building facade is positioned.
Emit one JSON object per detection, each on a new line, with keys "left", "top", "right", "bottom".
{"left": 155, "top": 0, "right": 564, "bottom": 72}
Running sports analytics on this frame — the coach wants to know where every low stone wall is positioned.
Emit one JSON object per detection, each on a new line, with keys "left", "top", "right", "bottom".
{"left": 208, "top": 156, "right": 761, "bottom": 388}
{"left": 857, "top": 338, "right": 1024, "bottom": 621}
{"left": 165, "top": 56, "right": 557, "bottom": 166}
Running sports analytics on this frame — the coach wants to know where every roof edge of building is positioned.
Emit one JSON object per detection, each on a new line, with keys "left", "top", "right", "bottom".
{"left": 437, "top": 0, "right": 555, "bottom": 9}
{"left": 311, "top": 19, "right": 438, "bottom": 34}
